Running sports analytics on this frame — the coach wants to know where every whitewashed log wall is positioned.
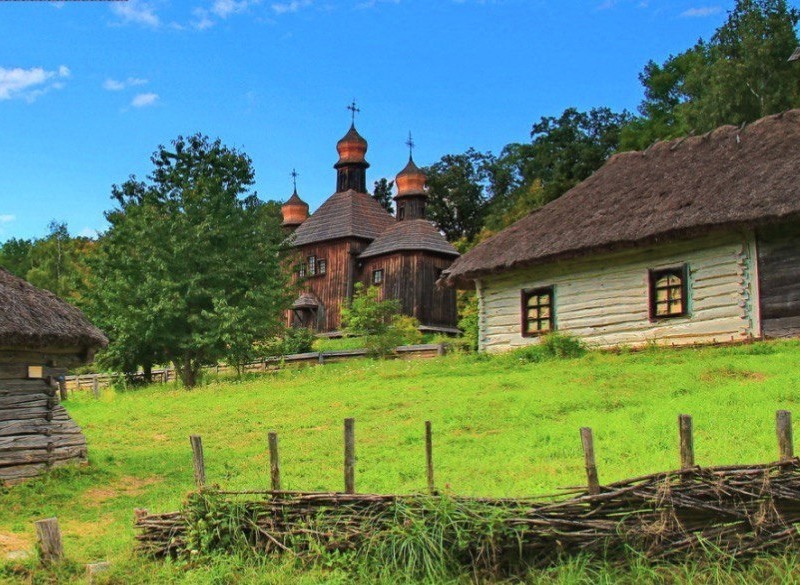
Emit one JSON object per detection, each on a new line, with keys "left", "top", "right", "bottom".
{"left": 477, "top": 232, "right": 760, "bottom": 352}
{"left": 0, "top": 356, "right": 87, "bottom": 485}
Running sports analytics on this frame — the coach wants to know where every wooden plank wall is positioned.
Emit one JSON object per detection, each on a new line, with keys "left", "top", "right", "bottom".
{"left": 0, "top": 357, "right": 87, "bottom": 485}
{"left": 758, "top": 224, "right": 800, "bottom": 338}
{"left": 359, "top": 252, "right": 458, "bottom": 328}
{"left": 477, "top": 232, "right": 759, "bottom": 352}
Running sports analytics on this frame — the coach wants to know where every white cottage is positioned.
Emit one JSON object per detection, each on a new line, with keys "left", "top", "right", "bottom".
{"left": 442, "top": 111, "right": 800, "bottom": 352}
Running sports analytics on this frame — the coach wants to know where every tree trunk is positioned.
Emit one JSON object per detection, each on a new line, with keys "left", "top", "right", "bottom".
{"left": 175, "top": 358, "right": 201, "bottom": 389}
{"left": 142, "top": 363, "right": 153, "bottom": 384}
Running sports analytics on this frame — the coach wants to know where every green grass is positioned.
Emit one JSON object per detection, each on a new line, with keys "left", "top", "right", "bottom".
{"left": 3, "top": 340, "right": 800, "bottom": 583}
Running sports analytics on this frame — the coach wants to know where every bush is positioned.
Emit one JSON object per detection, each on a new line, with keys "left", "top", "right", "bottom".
{"left": 510, "top": 333, "right": 586, "bottom": 363}
{"left": 342, "top": 284, "right": 422, "bottom": 358}
{"left": 457, "top": 294, "right": 480, "bottom": 352}
{"left": 261, "top": 327, "right": 315, "bottom": 357}
{"left": 541, "top": 333, "right": 586, "bottom": 359}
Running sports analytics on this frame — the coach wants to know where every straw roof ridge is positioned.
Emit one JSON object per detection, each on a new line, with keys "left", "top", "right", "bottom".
{"left": 0, "top": 268, "right": 108, "bottom": 351}
{"left": 292, "top": 189, "right": 396, "bottom": 246}
{"left": 443, "top": 109, "right": 800, "bottom": 287}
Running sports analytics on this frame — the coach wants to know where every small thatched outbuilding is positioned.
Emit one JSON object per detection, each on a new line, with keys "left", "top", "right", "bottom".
{"left": 0, "top": 268, "right": 107, "bottom": 484}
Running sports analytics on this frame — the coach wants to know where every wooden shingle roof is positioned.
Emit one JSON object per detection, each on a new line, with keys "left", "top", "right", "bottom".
{"left": 444, "top": 110, "right": 800, "bottom": 287}
{"left": 292, "top": 189, "right": 396, "bottom": 246}
{"left": 359, "top": 219, "right": 459, "bottom": 259}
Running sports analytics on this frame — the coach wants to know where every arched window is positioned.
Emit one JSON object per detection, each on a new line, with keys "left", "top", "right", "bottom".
{"left": 649, "top": 266, "right": 688, "bottom": 319}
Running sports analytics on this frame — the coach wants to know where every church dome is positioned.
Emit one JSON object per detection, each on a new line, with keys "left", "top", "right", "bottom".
{"left": 335, "top": 124, "right": 369, "bottom": 167}
{"left": 281, "top": 189, "right": 309, "bottom": 228}
{"left": 395, "top": 157, "right": 427, "bottom": 197}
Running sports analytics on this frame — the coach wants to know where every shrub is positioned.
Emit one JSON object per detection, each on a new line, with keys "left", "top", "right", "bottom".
{"left": 342, "top": 283, "right": 421, "bottom": 358}
{"left": 261, "top": 327, "right": 315, "bottom": 358}
{"left": 457, "top": 294, "right": 480, "bottom": 352}
{"left": 541, "top": 333, "right": 586, "bottom": 359}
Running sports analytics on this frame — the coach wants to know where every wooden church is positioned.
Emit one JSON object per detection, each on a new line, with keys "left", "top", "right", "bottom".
{"left": 281, "top": 121, "right": 459, "bottom": 334}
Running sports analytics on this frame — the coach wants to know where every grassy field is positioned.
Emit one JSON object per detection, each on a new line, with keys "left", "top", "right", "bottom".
{"left": 2, "top": 340, "right": 800, "bottom": 583}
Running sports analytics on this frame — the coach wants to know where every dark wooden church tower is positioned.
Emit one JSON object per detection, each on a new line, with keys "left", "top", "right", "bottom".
{"left": 282, "top": 120, "right": 459, "bottom": 334}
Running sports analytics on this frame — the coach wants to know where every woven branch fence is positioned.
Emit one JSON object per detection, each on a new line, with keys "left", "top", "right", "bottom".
{"left": 135, "top": 411, "right": 800, "bottom": 572}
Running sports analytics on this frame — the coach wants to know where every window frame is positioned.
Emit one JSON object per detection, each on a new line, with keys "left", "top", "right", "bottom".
{"left": 372, "top": 269, "right": 384, "bottom": 285}
{"left": 521, "top": 286, "right": 555, "bottom": 338}
{"left": 307, "top": 255, "right": 316, "bottom": 276}
{"left": 649, "top": 264, "right": 689, "bottom": 321}
{"left": 318, "top": 258, "right": 327, "bottom": 275}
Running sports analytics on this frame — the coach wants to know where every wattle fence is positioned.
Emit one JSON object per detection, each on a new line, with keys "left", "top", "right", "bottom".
{"left": 135, "top": 411, "right": 800, "bottom": 574}
{"left": 64, "top": 343, "right": 446, "bottom": 393}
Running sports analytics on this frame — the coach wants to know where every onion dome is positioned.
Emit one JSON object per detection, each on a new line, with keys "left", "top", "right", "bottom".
{"left": 395, "top": 157, "right": 427, "bottom": 197}
{"left": 281, "top": 189, "right": 310, "bottom": 228}
{"left": 335, "top": 124, "right": 369, "bottom": 167}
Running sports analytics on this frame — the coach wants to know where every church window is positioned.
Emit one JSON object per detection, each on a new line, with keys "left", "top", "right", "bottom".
{"left": 372, "top": 269, "right": 384, "bottom": 285}
{"left": 318, "top": 259, "right": 327, "bottom": 275}
{"left": 299, "top": 263, "right": 306, "bottom": 278}
{"left": 522, "top": 287, "right": 555, "bottom": 337}
{"left": 308, "top": 256, "right": 316, "bottom": 276}
{"left": 649, "top": 266, "right": 688, "bottom": 319}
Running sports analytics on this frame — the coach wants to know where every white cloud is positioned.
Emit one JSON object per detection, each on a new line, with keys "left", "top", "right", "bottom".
{"left": 271, "top": 0, "right": 311, "bottom": 15}
{"left": 0, "top": 66, "right": 70, "bottom": 102}
{"left": 212, "top": 0, "right": 259, "bottom": 18}
{"left": 111, "top": 0, "right": 160, "bottom": 27}
{"left": 78, "top": 227, "right": 98, "bottom": 239}
{"left": 681, "top": 6, "right": 721, "bottom": 17}
{"left": 131, "top": 92, "right": 159, "bottom": 107}
{"left": 0, "top": 215, "right": 15, "bottom": 224}
{"left": 103, "top": 77, "right": 148, "bottom": 91}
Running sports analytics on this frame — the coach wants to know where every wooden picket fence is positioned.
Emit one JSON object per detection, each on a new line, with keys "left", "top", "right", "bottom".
{"left": 135, "top": 410, "right": 800, "bottom": 569}
{"left": 64, "top": 343, "right": 446, "bottom": 393}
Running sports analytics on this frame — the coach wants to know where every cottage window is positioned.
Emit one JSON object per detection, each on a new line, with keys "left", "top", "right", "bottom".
{"left": 649, "top": 266, "right": 688, "bottom": 319}
{"left": 372, "top": 269, "right": 384, "bottom": 285}
{"left": 308, "top": 256, "right": 317, "bottom": 276}
{"left": 298, "top": 263, "right": 307, "bottom": 278}
{"left": 318, "top": 259, "right": 327, "bottom": 275}
{"left": 522, "top": 287, "right": 554, "bottom": 337}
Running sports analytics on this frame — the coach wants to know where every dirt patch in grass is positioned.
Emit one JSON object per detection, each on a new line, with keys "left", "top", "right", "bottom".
{"left": 700, "top": 368, "right": 767, "bottom": 383}
{"left": 0, "top": 532, "right": 32, "bottom": 560}
{"left": 82, "top": 476, "right": 161, "bottom": 507}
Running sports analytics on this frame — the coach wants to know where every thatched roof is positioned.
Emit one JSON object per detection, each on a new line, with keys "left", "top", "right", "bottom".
{"left": 443, "top": 110, "right": 800, "bottom": 288}
{"left": 0, "top": 268, "right": 108, "bottom": 352}
{"left": 359, "top": 219, "right": 459, "bottom": 260}
{"left": 292, "top": 189, "right": 395, "bottom": 246}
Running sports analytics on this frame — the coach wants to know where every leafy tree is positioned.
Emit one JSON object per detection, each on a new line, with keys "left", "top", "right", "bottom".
{"left": 622, "top": 0, "right": 800, "bottom": 149}
{"left": 424, "top": 149, "right": 494, "bottom": 243}
{"left": 523, "top": 108, "right": 632, "bottom": 204}
{"left": 25, "top": 221, "right": 93, "bottom": 301}
{"left": 87, "top": 134, "right": 293, "bottom": 388}
{"left": 341, "top": 283, "right": 421, "bottom": 357}
{"left": 372, "top": 178, "right": 395, "bottom": 214}
{"left": 0, "top": 237, "right": 33, "bottom": 278}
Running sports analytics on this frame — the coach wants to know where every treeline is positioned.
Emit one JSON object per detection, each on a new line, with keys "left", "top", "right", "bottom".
{"left": 415, "top": 0, "right": 800, "bottom": 249}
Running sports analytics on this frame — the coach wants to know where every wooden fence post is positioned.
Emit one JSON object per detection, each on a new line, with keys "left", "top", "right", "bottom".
{"left": 437, "top": 343, "right": 445, "bottom": 357}
{"left": 318, "top": 352, "right": 325, "bottom": 365}
{"left": 344, "top": 418, "right": 355, "bottom": 494}
{"left": 58, "top": 378, "right": 68, "bottom": 402}
{"left": 777, "top": 410, "right": 794, "bottom": 463}
{"left": 190, "top": 435, "right": 206, "bottom": 488}
{"left": 92, "top": 375, "right": 100, "bottom": 399}
{"left": 268, "top": 431, "right": 281, "bottom": 492}
{"left": 34, "top": 518, "right": 63, "bottom": 564}
{"left": 425, "top": 421, "right": 435, "bottom": 494}
{"left": 580, "top": 427, "right": 600, "bottom": 495}
{"left": 679, "top": 414, "right": 695, "bottom": 470}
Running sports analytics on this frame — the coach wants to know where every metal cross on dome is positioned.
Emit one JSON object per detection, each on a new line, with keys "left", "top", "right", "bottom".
{"left": 291, "top": 168, "right": 299, "bottom": 192}
{"left": 347, "top": 99, "right": 360, "bottom": 124}
{"left": 406, "top": 131, "right": 415, "bottom": 160}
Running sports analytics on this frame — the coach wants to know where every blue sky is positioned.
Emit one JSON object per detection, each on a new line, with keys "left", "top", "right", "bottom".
{"left": 1, "top": 0, "right": 738, "bottom": 241}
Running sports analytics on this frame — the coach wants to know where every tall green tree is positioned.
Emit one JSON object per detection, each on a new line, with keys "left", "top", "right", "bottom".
{"left": 0, "top": 237, "right": 33, "bottom": 278}
{"left": 87, "top": 134, "right": 293, "bottom": 387}
{"left": 372, "top": 178, "right": 395, "bottom": 214}
{"left": 25, "top": 221, "right": 93, "bottom": 301}
{"left": 424, "top": 149, "right": 494, "bottom": 244}
{"left": 622, "top": 0, "right": 800, "bottom": 149}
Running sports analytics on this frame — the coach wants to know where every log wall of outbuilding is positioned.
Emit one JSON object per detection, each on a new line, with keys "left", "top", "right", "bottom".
{"left": 757, "top": 224, "right": 800, "bottom": 339}
{"left": 476, "top": 232, "right": 760, "bottom": 352}
{"left": 0, "top": 352, "right": 87, "bottom": 484}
